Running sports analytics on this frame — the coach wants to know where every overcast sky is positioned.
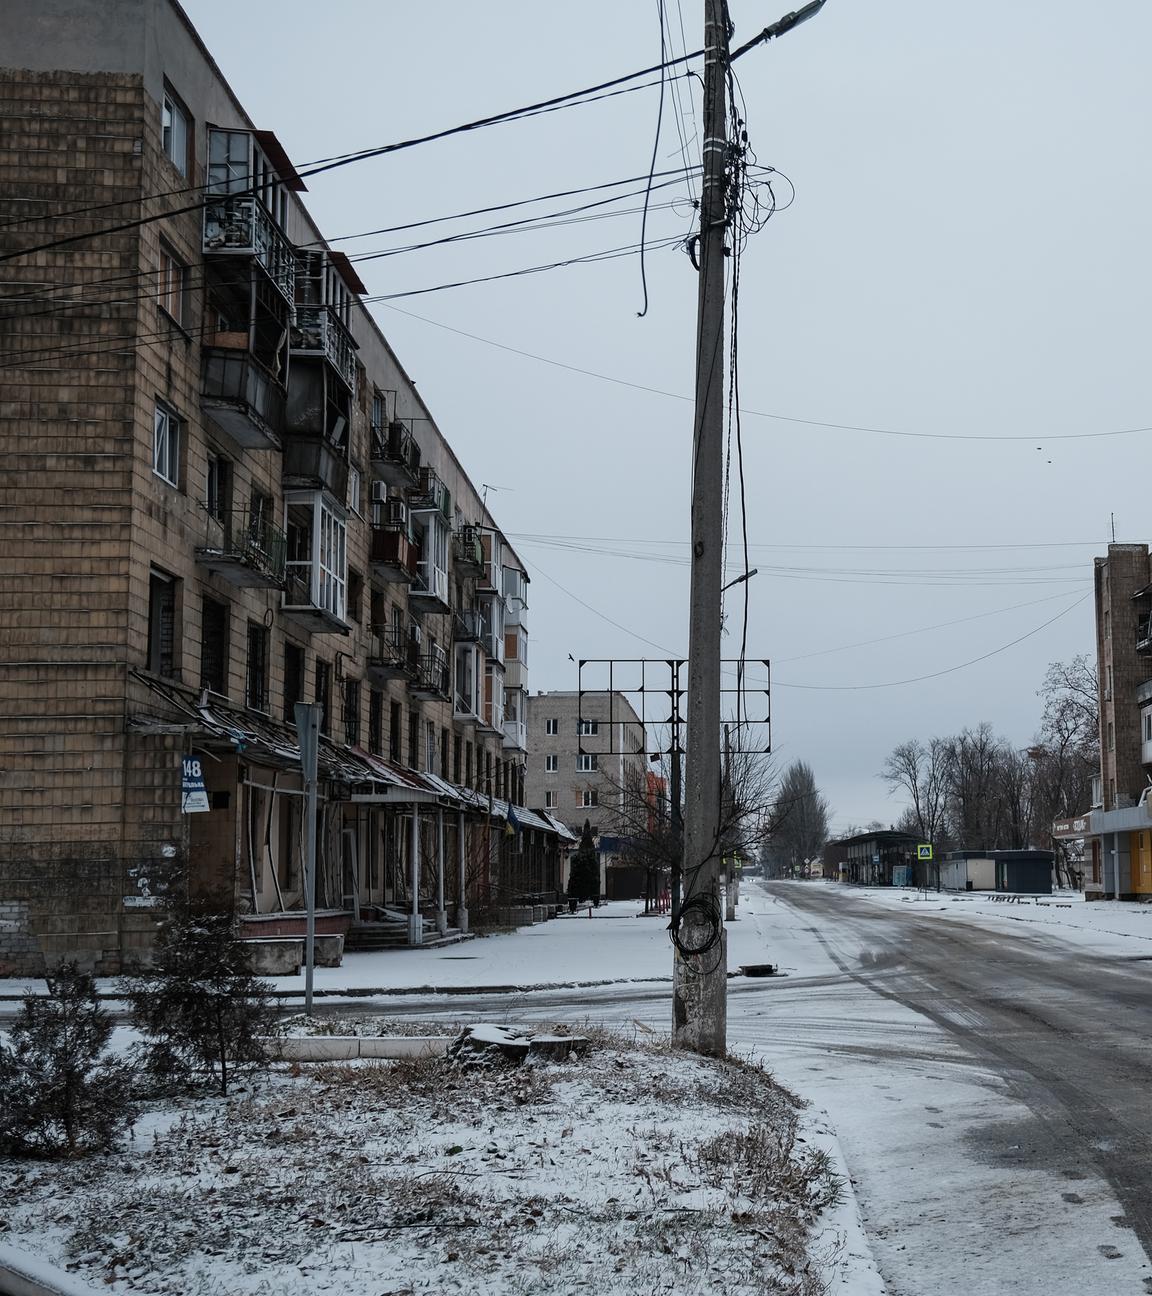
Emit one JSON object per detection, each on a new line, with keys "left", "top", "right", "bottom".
{"left": 182, "top": 0, "right": 1149, "bottom": 832}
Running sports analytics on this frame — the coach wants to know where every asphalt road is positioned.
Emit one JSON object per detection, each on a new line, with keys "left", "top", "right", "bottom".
{"left": 757, "top": 882, "right": 1152, "bottom": 1294}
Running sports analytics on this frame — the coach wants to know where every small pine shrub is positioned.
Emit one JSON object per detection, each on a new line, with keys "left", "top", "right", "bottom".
{"left": 0, "top": 961, "right": 135, "bottom": 1158}
{"left": 123, "top": 894, "right": 278, "bottom": 1096}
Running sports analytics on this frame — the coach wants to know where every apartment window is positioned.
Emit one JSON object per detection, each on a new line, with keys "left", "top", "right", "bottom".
{"left": 465, "top": 742, "right": 473, "bottom": 788}
{"left": 368, "top": 689, "right": 383, "bottom": 755}
{"left": 199, "top": 598, "right": 229, "bottom": 695}
{"left": 576, "top": 754, "right": 599, "bottom": 772}
{"left": 371, "top": 390, "right": 386, "bottom": 434}
{"left": 205, "top": 451, "right": 231, "bottom": 522}
{"left": 581, "top": 789, "right": 599, "bottom": 808}
{"left": 426, "top": 720, "right": 436, "bottom": 774}
{"left": 246, "top": 622, "right": 268, "bottom": 711}
{"left": 1104, "top": 610, "right": 1111, "bottom": 640}
{"left": 315, "top": 659, "right": 332, "bottom": 734}
{"left": 147, "top": 570, "right": 178, "bottom": 677}
{"left": 1108, "top": 721, "right": 1115, "bottom": 751}
{"left": 251, "top": 489, "right": 272, "bottom": 535}
{"left": 284, "top": 642, "right": 305, "bottom": 722}
{"left": 344, "top": 679, "right": 361, "bottom": 747}
{"left": 347, "top": 567, "right": 363, "bottom": 624}
{"left": 207, "top": 128, "right": 249, "bottom": 193}
{"left": 348, "top": 467, "right": 362, "bottom": 517}
{"left": 441, "top": 728, "right": 450, "bottom": 780}
{"left": 453, "top": 734, "right": 462, "bottom": 784}
{"left": 153, "top": 402, "right": 181, "bottom": 487}
{"left": 408, "top": 711, "right": 419, "bottom": 768}
{"left": 545, "top": 791, "right": 557, "bottom": 810}
{"left": 284, "top": 493, "right": 347, "bottom": 620}
{"left": 158, "top": 244, "right": 188, "bottom": 325}
{"left": 1144, "top": 710, "right": 1152, "bottom": 744}
{"left": 545, "top": 754, "right": 558, "bottom": 773}
{"left": 319, "top": 503, "right": 347, "bottom": 618}
{"left": 390, "top": 700, "right": 402, "bottom": 762}
{"left": 545, "top": 717, "right": 558, "bottom": 736}
{"left": 580, "top": 720, "right": 599, "bottom": 736}
{"left": 161, "top": 89, "right": 190, "bottom": 176}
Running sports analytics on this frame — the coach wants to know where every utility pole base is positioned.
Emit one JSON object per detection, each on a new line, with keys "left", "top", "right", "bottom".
{"left": 407, "top": 914, "right": 424, "bottom": 947}
{"left": 456, "top": 905, "right": 469, "bottom": 934}
{"left": 672, "top": 927, "right": 728, "bottom": 1057}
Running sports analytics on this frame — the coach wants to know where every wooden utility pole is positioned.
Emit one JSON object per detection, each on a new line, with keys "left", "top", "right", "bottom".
{"left": 672, "top": 0, "right": 730, "bottom": 1057}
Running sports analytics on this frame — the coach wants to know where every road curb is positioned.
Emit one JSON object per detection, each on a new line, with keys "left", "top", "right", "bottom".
{"left": 0, "top": 1244, "right": 105, "bottom": 1296}
{"left": 803, "top": 1113, "right": 888, "bottom": 1294}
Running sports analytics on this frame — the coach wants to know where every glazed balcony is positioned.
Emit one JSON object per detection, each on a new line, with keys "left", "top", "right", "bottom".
{"left": 202, "top": 195, "right": 295, "bottom": 306}
{"left": 409, "top": 465, "right": 449, "bottom": 516}
{"left": 200, "top": 348, "right": 285, "bottom": 450}
{"left": 452, "top": 607, "right": 483, "bottom": 642}
{"left": 410, "top": 560, "right": 451, "bottom": 614}
{"left": 194, "top": 507, "right": 286, "bottom": 588}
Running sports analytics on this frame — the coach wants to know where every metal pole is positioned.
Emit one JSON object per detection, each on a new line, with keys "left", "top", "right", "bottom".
{"left": 457, "top": 808, "right": 469, "bottom": 933}
{"left": 408, "top": 802, "right": 422, "bottom": 945}
{"left": 672, "top": 0, "right": 730, "bottom": 1057}
{"left": 294, "top": 702, "right": 322, "bottom": 1017}
{"left": 436, "top": 806, "right": 447, "bottom": 935}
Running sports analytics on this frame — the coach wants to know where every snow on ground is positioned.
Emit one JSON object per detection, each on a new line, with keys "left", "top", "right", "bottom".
{"left": 836, "top": 881, "right": 1152, "bottom": 959}
{"left": 0, "top": 1034, "right": 846, "bottom": 1296}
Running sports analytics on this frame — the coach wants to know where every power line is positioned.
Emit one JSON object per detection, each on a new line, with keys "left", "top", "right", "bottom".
{"left": 773, "top": 595, "right": 1090, "bottom": 691}
{"left": 378, "top": 303, "right": 1152, "bottom": 443}
{"left": 0, "top": 56, "right": 703, "bottom": 265}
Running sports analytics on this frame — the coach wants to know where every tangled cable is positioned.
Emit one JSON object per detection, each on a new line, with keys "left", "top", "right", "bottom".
{"left": 669, "top": 888, "right": 723, "bottom": 960}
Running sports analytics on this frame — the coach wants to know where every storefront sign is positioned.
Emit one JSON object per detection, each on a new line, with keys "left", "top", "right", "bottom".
{"left": 1052, "top": 816, "right": 1089, "bottom": 840}
{"left": 181, "top": 756, "right": 210, "bottom": 813}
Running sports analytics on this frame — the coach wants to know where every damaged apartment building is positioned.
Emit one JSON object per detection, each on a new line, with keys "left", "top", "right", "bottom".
{"left": 0, "top": 0, "right": 573, "bottom": 975}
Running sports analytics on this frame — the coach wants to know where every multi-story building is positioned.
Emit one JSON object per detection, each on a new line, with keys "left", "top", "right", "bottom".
{"left": 1087, "top": 543, "right": 1152, "bottom": 898}
{"left": 0, "top": 0, "right": 565, "bottom": 974}
{"left": 524, "top": 690, "right": 659, "bottom": 897}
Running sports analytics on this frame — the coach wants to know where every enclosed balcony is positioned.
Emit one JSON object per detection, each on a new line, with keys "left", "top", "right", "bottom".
{"left": 366, "top": 622, "right": 419, "bottom": 685}
{"left": 290, "top": 305, "right": 358, "bottom": 392}
{"left": 194, "top": 506, "right": 286, "bottom": 588}
{"left": 410, "top": 650, "right": 451, "bottom": 702}
{"left": 282, "top": 437, "right": 349, "bottom": 501}
{"left": 281, "top": 493, "right": 350, "bottom": 635}
{"left": 369, "top": 526, "right": 416, "bottom": 584}
{"left": 454, "top": 643, "right": 482, "bottom": 727}
{"left": 203, "top": 195, "right": 295, "bottom": 307}
{"left": 502, "top": 713, "right": 528, "bottom": 753}
{"left": 200, "top": 348, "right": 285, "bottom": 449}
{"left": 370, "top": 420, "right": 420, "bottom": 489}
{"left": 1138, "top": 618, "right": 1152, "bottom": 655}
{"left": 453, "top": 524, "right": 485, "bottom": 575}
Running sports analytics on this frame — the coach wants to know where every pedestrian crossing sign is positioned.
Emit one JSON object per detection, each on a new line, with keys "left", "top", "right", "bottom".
{"left": 917, "top": 843, "right": 933, "bottom": 860}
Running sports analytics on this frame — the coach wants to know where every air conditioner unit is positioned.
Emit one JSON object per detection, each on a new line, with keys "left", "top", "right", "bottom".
{"left": 370, "top": 481, "right": 390, "bottom": 504}
{"left": 385, "top": 499, "right": 408, "bottom": 528}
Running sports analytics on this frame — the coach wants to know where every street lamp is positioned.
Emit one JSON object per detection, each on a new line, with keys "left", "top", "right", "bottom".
{"left": 722, "top": 568, "right": 759, "bottom": 593}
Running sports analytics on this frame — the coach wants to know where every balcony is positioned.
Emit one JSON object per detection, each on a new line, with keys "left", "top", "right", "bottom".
{"left": 203, "top": 195, "right": 295, "bottom": 307}
{"left": 290, "top": 306, "right": 358, "bottom": 392}
{"left": 200, "top": 347, "right": 285, "bottom": 448}
{"left": 369, "top": 527, "right": 416, "bottom": 583}
{"left": 366, "top": 623, "right": 419, "bottom": 685}
{"left": 1138, "top": 620, "right": 1152, "bottom": 655}
{"left": 194, "top": 507, "right": 286, "bottom": 588}
{"left": 502, "top": 713, "right": 528, "bottom": 753}
{"left": 409, "top": 465, "right": 449, "bottom": 516}
{"left": 452, "top": 607, "right": 483, "bottom": 642}
{"left": 370, "top": 421, "right": 420, "bottom": 489}
{"left": 411, "top": 651, "right": 452, "bottom": 702}
{"left": 410, "top": 561, "right": 451, "bottom": 614}
{"left": 282, "top": 437, "right": 349, "bottom": 500}
{"left": 453, "top": 524, "right": 485, "bottom": 574}
{"left": 454, "top": 644, "right": 482, "bottom": 727}
{"left": 282, "top": 565, "right": 350, "bottom": 634}
{"left": 503, "top": 655, "right": 525, "bottom": 692}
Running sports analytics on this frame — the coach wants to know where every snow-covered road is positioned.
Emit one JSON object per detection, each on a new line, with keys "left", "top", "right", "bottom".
{"left": 328, "top": 882, "right": 1152, "bottom": 1296}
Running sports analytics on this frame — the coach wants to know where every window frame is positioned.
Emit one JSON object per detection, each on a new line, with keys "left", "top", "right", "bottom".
{"left": 545, "top": 717, "right": 558, "bottom": 736}
{"left": 544, "top": 790, "right": 557, "bottom": 810}
{"left": 158, "top": 242, "right": 188, "bottom": 326}
{"left": 545, "top": 754, "right": 558, "bottom": 773}
{"left": 161, "top": 88, "right": 191, "bottom": 177}
{"left": 576, "top": 753, "right": 599, "bottom": 773}
{"left": 152, "top": 402, "right": 181, "bottom": 487}
{"left": 581, "top": 789, "right": 599, "bottom": 809}
{"left": 246, "top": 621, "right": 269, "bottom": 713}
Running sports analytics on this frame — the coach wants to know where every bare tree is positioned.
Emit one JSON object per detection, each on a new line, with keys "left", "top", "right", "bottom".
{"left": 880, "top": 738, "right": 950, "bottom": 845}
{"left": 763, "top": 761, "right": 830, "bottom": 878}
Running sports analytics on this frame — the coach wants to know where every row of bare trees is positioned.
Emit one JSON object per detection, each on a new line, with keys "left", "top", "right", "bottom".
{"left": 880, "top": 656, "right": 1098, "bottom": 885}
